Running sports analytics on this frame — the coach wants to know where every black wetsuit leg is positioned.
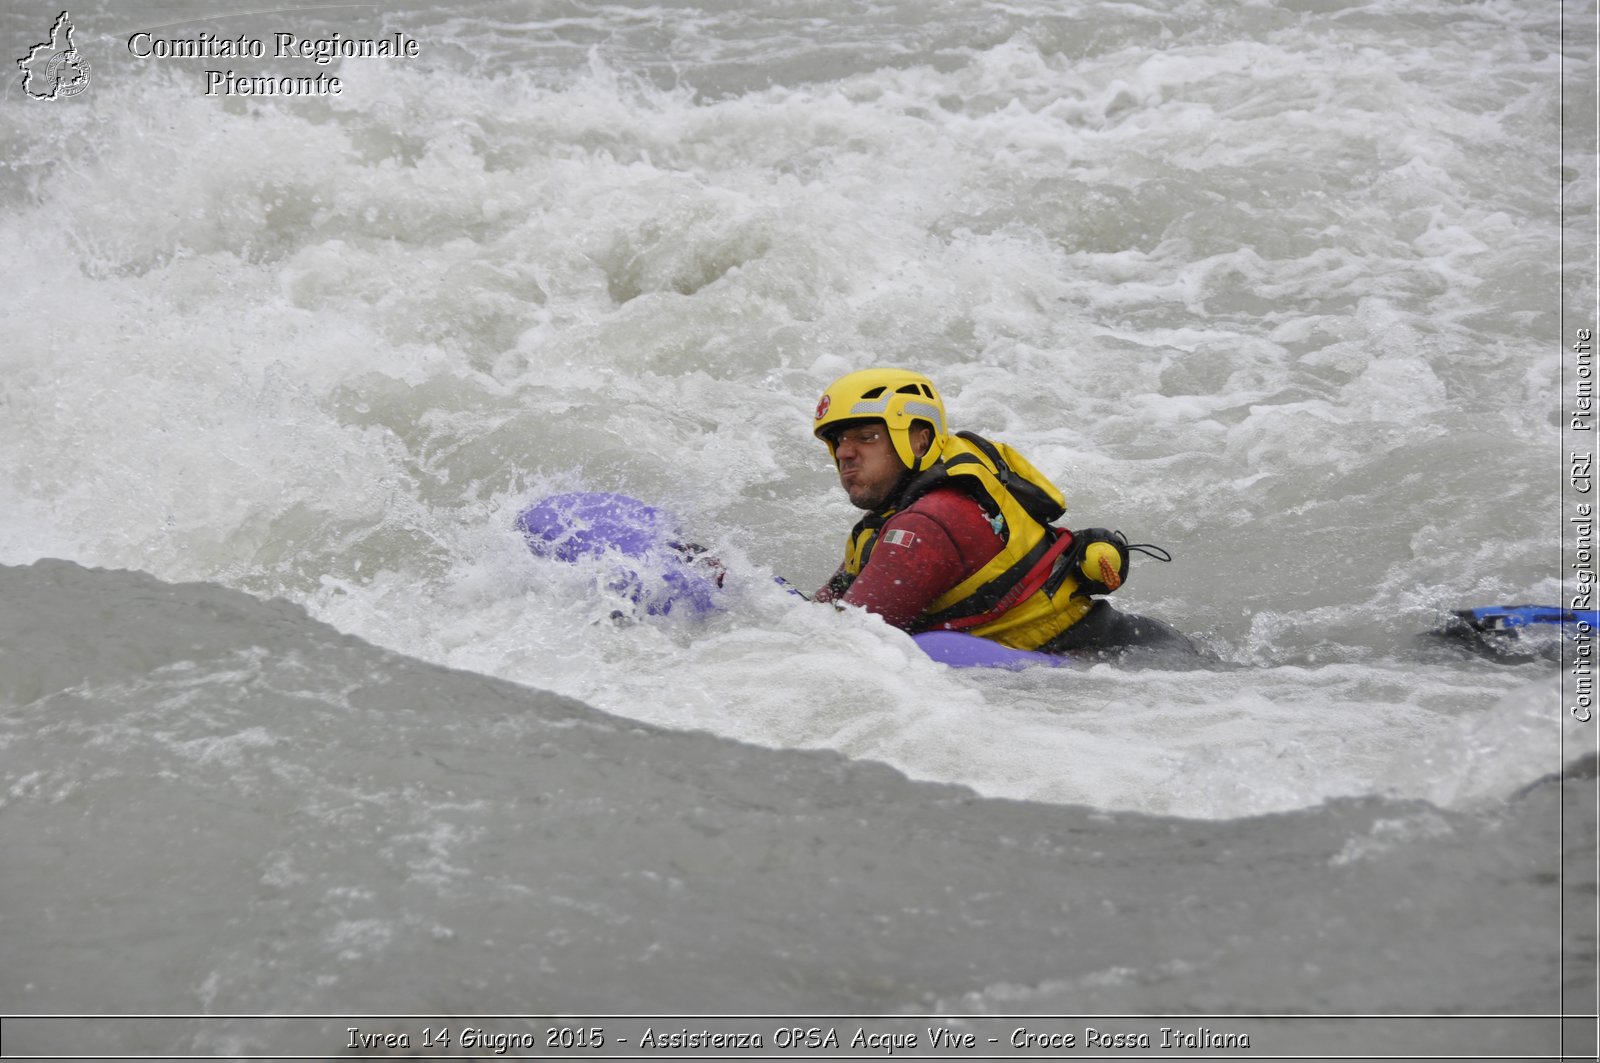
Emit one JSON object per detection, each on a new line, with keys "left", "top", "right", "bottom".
{"left": 1040, "top": 600, "right": 1196, "bottom": 656}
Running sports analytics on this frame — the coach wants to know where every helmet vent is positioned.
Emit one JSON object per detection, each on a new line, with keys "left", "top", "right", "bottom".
{"left": 860, "top": 386, "right": 887, "bottom": 399}
{"left": 896, "top": 384, "right": 922, "bottom": 395}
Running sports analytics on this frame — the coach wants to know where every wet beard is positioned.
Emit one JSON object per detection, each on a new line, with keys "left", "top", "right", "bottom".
{"left": 850, "top": 467, "right": 916, "bottom": 513}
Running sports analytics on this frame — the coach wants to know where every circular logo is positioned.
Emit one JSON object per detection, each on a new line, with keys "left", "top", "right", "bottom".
{"left": 46, "top": 50, "right": 91, "bottom": 97}
{"left": 814, "top": 394, "right": 831, "bottom": 421}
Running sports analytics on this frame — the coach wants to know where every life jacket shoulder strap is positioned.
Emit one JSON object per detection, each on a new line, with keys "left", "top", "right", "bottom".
{"left": 953, "top": 431, "right": 1067, "bottom": 527}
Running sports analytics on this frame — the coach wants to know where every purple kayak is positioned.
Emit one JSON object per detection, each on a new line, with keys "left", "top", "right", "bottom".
{"left": 515, "top": 492, "right": 724, "bottom": 616}
{"left": 912, "top": 630, "right": 1070, "bottom": 670}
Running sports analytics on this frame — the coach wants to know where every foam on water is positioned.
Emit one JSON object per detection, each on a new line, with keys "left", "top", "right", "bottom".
{"left": 0, "top": 0, "right": 1586, "bottom": 822}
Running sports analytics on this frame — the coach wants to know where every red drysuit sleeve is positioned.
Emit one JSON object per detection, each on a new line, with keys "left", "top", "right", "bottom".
{"left": 821, "top": 490, "right": 1005, "bottom": 631}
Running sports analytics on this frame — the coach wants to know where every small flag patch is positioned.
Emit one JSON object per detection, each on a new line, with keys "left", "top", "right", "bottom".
{"left": 882, "top": 529, "right": 917, "bottom": 548}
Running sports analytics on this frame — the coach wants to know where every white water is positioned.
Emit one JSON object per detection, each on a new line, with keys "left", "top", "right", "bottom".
{"left": 1, "top": 0, "right": 1588, "bottom": 821}
{"left": 1, "top": 2, "right": 1594, "bottom": 1042}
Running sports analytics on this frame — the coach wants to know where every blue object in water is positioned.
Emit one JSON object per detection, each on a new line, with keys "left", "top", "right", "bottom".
{"left": 1455, "top": 604, "right": 1600, "bottom": 633}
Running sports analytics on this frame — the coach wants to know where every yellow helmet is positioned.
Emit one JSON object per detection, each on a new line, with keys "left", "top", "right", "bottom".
{"left": 813, "top": 368, "right": 949, "bottom": 470}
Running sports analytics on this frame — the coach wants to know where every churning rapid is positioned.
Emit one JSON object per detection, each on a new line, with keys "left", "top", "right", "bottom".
{"left": 0, "top": 0, "right": 1593, "bottom": 1050}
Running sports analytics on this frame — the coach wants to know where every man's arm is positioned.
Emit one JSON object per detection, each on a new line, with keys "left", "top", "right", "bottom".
{"left": 812, "top": 565, "right": 850, "bottom": 603}
{"left": 835, "top": 509, "right": 971, "bottom": 631}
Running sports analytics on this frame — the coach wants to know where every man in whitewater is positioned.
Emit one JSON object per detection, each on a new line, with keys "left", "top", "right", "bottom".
{"left": 812, "top": 368, "right": 1192, "bottom": 656}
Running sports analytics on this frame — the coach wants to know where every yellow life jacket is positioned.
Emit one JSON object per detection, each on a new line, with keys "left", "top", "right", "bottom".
{"left": 837, "top": 432, "right": 1099, "bottom": 651}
